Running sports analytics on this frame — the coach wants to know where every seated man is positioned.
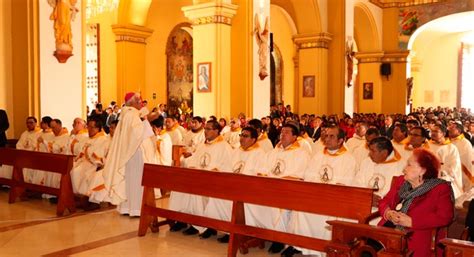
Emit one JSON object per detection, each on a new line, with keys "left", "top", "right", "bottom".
{"left": 204, "top": 127, "right": 267, "bottom": 243}
{"left": 429, "top": 124, "right": 464, "bottom": 201}
{"left": 346, "top": 121, "right": 368, "bottom": 152}
{"left": 68, "top": 118, "right": 89, "bottom": 157}
{"left": 223, "top": 118, "right": 241, "bottom": 149}
{"left": 285, "top": 125, "right": 357, "bottom": 257}
{"left": 352, "top": 127, "right": 380, "bottom": 170}
{"left": 0, "top": 116, "right": 41, "bottom": 179}
{"left": 262, "top": 123, "right": 310, "bottom": 254}
{"left": 449, "top": 122, "right": 473, "bottom": 192}
{"left": 247, "top": 118, "right": 273, "bottom": 153}
{"left": 150, "top": 116, "right": 173, "bottom": 166}
{"left": 391, "top": 123, "right": 409, "bottom": 156}
{"left": 181, "top": 116, "right": 205, "bottom": 166}
{"left": 70, "top": 118, "right": 110, "bottom": 210}
{"left": 356, "top": 137, "right": 405, "bottom": 220}
{"left": 168, "top": 120, "right": 233, "bottom": 237}
{"left": 42, "top": 119, "right": 70, "bottom": 189}
{"left": 165, "top": 116, "right": 185, "bottom": 145}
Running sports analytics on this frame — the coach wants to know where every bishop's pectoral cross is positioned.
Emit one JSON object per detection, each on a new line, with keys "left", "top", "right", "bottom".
{"left": 321, "top": 167, "right": 329, "bottom": 182}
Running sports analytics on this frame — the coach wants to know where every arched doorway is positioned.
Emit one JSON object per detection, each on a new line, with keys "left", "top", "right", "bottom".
{"left": 166, "top": 23, "right": 193, "bottom": 116}
{"left": 408, "top": 11, "right": 474, "bottom": 110}
{"left": 270, "top": 44, "right": 283, "bottom": 106}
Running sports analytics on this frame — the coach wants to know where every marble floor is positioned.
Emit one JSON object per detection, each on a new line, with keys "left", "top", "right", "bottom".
{"left": 0, "top": 188, "right": 277, "bottom": 257}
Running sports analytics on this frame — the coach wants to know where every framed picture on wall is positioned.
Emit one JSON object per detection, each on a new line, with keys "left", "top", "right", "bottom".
{"left": 302, "top": 75, "right": 315, "bottom": 97}
{"left": 363, "top": 82, "right": 374, "bottom": 100}
{"left": 197, "top": 62, "right": 211, "bottom": 93}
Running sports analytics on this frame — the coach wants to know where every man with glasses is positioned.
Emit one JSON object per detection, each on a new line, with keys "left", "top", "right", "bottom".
{"left": 168, "top": 120, "right": 233, "bottom": 238}
{"left": 204, "top": 127, "right": 267, "bottom": 243}
{"left": 284, "top": 125, "right": 357, "bottom": 257}
{"left": 223, "top": 117, "right": 241, "bottom": 149}
{"left": 398, "top": 126, "right": 430, "bottom": 160}
{"left": 263, "top": 123, "right": 310, "bottom": 254}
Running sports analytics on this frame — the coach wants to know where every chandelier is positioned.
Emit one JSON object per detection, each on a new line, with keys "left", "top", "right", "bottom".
{"left": 86, "top": 0, "right": 120, "bottom": 19}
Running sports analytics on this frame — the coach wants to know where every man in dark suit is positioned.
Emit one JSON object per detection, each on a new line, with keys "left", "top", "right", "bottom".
{"left": 380, "top": 115, "right": 395, "bottom": 139}
{"left": 0, "top": 109, "right": 9, "bottom": 148}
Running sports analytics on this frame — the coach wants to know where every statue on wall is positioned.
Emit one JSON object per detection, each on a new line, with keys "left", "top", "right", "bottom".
{"left": 407, "top": 77, "right": 414, "bottom": 105}
{"left": 254, "top": 13, "right": 269, "bottom": 80}
{"left": 48, "top": 0, "right": 79, "bottom": 63}
{"left": 346, "top": 39, "right": 356, "bottom": 87}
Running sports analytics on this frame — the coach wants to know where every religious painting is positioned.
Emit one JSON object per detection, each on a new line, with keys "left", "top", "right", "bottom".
{"left": 363, "top": 82, "right": 374, "bottom": 100}
{"left": 197, "top": 62, "right": 211, "bottom": 93}
{"left": 166, "top": 24, "right": 193, "bottom": 116}
{"left": 302, "top": 75, "right": 315, "bottom": 97}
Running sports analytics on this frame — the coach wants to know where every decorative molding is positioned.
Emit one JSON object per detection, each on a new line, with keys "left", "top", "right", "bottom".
{"left": 355, "top": 52, "right": 385, "bottom": 63}
{"left": 369, "top": 0, "right": 446, "bottom": 8}
{"left": 182, "top": 2, "right": 238, "bottom": 26}
{"left": 112, "top": 24, "right": 153, "bottom": 44}
{"left": 293, "top": 32, "right": 333, "bottom": 50}
{"left": 382, "top": 51, "right": 410, "bottom": 63}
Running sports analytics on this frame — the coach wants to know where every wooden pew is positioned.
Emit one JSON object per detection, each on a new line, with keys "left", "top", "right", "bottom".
{"left": 441, "top": 238, "right": 474, "bottom": 257}
{"left": 0, "top": 148, "right": 75, "bottom": 216}
{"left": 326, "top": 221, "right": 411, "bottom": 257}
{"left": 138, "top": 164, "right": 376, "bottom": 257}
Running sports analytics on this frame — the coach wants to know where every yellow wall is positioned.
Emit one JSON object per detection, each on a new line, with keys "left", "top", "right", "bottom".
{"left": 230, "top": 0, "right": 252, "bottom": 118}
{"left": 145, "top": 0, "right": 192, "bottom": 110}
{"left": 88, "top": 11, "right": 118, "bottom": 107}
{"left": 412, "top": 32, "right": 467, "bottom": 108}
{"left": 270, "top": 5, "right": 295, "bottom": 109}
{"left": 0, "top": 0, "right": 13, "bottom": 138}
{"left": 357, "top": 63, "right": 382, "bottom": 113}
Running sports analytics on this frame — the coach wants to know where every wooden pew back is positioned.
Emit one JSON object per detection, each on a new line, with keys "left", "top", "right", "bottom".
{"left": 0, "top": 148, "right": 75, "bottom": 216}
{"left": 441, "top": 238, "right": 474, "bottom": 257}
{"left": 139, "top": 164, "right": 375, "bottom": 257}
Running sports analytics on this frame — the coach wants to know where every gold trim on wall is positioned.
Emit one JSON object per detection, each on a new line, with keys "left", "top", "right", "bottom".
{"left": 369, "top": 0, "right": 446, "bottom": 8}
{"left": 293, "top": 32, "right": 333, "bottom": 50}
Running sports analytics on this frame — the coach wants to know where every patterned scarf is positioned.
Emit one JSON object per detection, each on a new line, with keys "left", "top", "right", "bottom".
{"left": 396, "top": 178, "right": 454, "bottom": 230}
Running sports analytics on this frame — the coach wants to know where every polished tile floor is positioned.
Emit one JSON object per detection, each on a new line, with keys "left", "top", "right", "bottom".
{"left": 0, "top": 189, "right": 275, "bottom": 257}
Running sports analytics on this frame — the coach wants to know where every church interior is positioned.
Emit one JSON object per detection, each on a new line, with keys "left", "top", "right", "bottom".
{"left": 1, "top": 0, "right": 474, "bottom": 256}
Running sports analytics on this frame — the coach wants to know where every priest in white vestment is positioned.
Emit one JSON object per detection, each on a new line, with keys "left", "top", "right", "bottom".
{"left": 397, "top": 126, "right": 431, "bottom": 161}
{"left": 30, "top": 117, "right": 55, "bottom": 185}
{"left": 0, "top": 117, "right": 41, "bottom": 179}
{"left": 263, "top": 123, "right": 310, "bottom": 254}
{"left": 286, "top": 125, "right": 357, "bottom": 257}
{"left": 223, "top": 118, "right": 241, "bottom": 149}
{"left": 429, "top": 124, "right": 464, "bottom": 200}
{"left": 150, "top": 117, "right": 173, "bottom": 167}
{"left": 181, "top": 116, "right": 205, "bottom": 166}
{"left": 165, "top": 116, "right": 185, "bottom": 145}
{"left": 352, "top": 128, "right": 380, "bottom": 170}
{"left": 449, "top": 123, "right": 474, "bottom": 192}
{"left": 346, "top": 121, "right": 368, "bottom": 152}
{"left": 70, "top": 119, "right": 110, "bottom": 209}
{"left": 391, "top": 123, "right": 410, "bottom": 158}
{"left": 204, "top": 127, "right": 267, "bottom": 242}
{"left": 168, "top": 120, "right": 233, "bottom": 236}
{"left": 90, "top": 92, "right": 156, "bottom": 216}
{"left": 40, "top": 119, "right": 70, "bottom": 189}
{"left": 247, "top": 119, "right": 273, "bottom": 153}
{"left": 67, "top": 118, "right": 88, "bottom": 157}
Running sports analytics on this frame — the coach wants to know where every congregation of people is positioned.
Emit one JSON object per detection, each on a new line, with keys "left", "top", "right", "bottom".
{"left": 1, "top": 96, "right": 473, "bottom": 257}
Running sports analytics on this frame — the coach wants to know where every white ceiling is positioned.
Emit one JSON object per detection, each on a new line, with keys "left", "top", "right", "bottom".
{"left": 408, "top": 11, "right": 474, "bottom": 51}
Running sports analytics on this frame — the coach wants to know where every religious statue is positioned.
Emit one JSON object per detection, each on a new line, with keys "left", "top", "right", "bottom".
{"left": 406, "top": 77, "right": 414, "bottom": 105}
{"left": 346, "top": 39, "right": 356, "bottom": 87}
{"left": 48, "top": 0, "right": 79, "bottom": 63}
{"left": 254, "top": 14, "right": 270, "bottom": 80}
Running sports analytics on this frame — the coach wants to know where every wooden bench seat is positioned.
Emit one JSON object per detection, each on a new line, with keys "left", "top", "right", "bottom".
{"left": 137, "top": 164, "right": 408, "bottom": 256}
{"left": 0, "top": 148, "right": 75, "bottom": 216}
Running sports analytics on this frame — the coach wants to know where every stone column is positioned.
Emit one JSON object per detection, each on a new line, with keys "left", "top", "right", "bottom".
{"left": 182, "top": 1, "right": 238, "bottom": 118}
{"left": 112, "top": 24, "right": 153, "bottom": 104}
{"left": 293, "top": 33, "right": 332, "bottom": 115}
